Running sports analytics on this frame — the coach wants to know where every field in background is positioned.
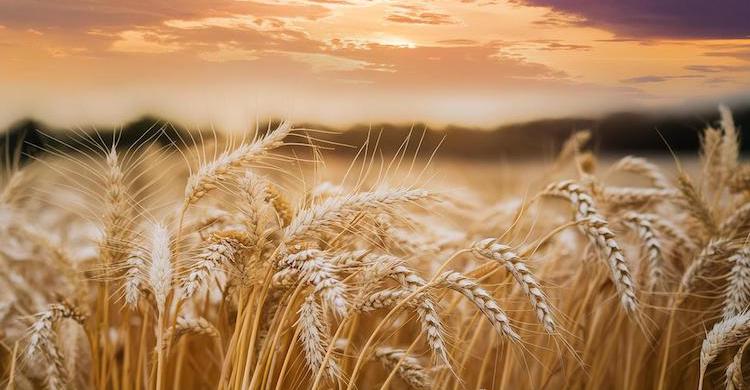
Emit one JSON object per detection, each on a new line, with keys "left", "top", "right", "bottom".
{"left": 0, "top": 109, "right": 747, "bottom": 390}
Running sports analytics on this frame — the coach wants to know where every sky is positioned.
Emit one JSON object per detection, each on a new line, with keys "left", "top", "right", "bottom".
{"left": 1, "top": 0, "right": 749, "bottom": 130}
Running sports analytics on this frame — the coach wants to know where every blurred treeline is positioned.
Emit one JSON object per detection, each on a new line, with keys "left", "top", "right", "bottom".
{"left": 2, "top": 102, "right": 749, "bottom": 166}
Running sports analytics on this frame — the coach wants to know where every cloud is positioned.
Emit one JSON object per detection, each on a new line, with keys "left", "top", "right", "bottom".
{"left": 528, "top": 39, "right": 591, "bottom": 51}
{"left": 704, "top": 48, "right": 750, "bottom": 62}
{"left": 110, "top": 29, "right": 184, "bottom": 54}
{"left": 621, "top": 74, "right": 703, "bottom": 84}
{"left": 685, "top": 64, "right": 750, "bottom": 73}
{"left": 0, "top": 0, "right": 330, "bottom": 31}
{"left": 385, "top": 4, "right": 458, "bottom": 25}
{"left": 320, "top": 42, "right": 569, "bottom": 91}
{"left": 515, "top": 0, "right": 750, "bottom": 39}
{"left": 436, "top": 39, "right": 479, "bottom": 46}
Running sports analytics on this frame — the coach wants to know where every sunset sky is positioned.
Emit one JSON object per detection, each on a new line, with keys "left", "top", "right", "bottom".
{"left": 1, "top": 0, "right": 749, "bottom": 130}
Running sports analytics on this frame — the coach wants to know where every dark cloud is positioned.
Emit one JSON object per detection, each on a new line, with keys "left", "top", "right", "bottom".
{"left": 515, "top": 0, "right": 750, "bottom": 39}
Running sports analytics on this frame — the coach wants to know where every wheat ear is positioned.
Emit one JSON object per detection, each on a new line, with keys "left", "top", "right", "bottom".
{"left": 25, "top": 302, "right": 86, "bottom": 389}
{"left": 700, "top": 311, "right": 750, "bottom": 383}
{"left": 100, "top": 146, "right": 130, "bottom": 265}
{"left": 124, "top": 249, "right": 145, "bottom": 308}
{"left": 612, "top": 155, "right": 670, "bottom": 189}
{"left": 544, "top": 180, "right": 638, "bottom": 314}
{"left": 382, "top": 264, "right": 449, "bottom": 365}
{"left": 722, "top": 203, "right": 750, "bottom": 237}
{"left": 724, "top": 248, "right": 750, "bottom": 319}
{"left": 719, "top": 105, "right": 739, "bottom": 182}
{"left": 181, "top": 230, "right": 251, "bottom": 298}
{"left": 358, "top": 288, "right": 413, "bottom": 312}
{"left": 729, "top": 164, "right": 750, "bottom": 194}
{"left": 677, "top": 173, "right": 717, "bottom": 237}
{"left": 183, "top": 121, "right": 292, "bottom": 208}
{"left": 297, "top": 294, "right": 340, "bottom": 379}
{"left": 679, "top": 239, "right": 732, "bottom": 302}
{"left": 283, "top": 188, "right": 431, "bottom": 243}
{"left": 375, "top": 347, "right": 431, "bottom": 389}
{"left": 701, "top": 125, "right": 723, "bottom": 194}
{"left": 265, "top": 181, "right": 293, "bottom": 226}
{"left": 278, "top": 248, "right": 348, "bottom": 317}
{"left": 622, "top": 212, "right": 665, "bottom": 291}
{"left": 437, "top": 270, "right": 520, "bottom": 341}
{"left": 147, "top": 223, "right": 173, "bottom": 313}
{"left": 238, "top": 172, "right": 272, "bottom": 243}
{"left": 164, "top": 316, "right": 219, "bottom": 343}
{"left": 600, "top": 187, "right": 677, "bottom": 209}
{"left": 726, "top": 337, "right": 750, "bottom": 390}
{"left": 472, "top": 238, "right": 555, "bottom": 333}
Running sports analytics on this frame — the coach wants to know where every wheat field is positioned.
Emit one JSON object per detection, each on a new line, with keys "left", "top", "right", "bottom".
{"left": 0, "top": 107, "right": 748, "bottom": 390}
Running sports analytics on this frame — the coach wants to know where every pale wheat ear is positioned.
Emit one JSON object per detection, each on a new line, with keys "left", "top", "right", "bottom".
{"left": 553, "top": 130, "right": 592, "bottom": 173}
{"left": 24, "top": 302, "right": 86, "bottom": 390}
{"left": 472, "top": 238, "right": 556, "bottom": 333}
{"left": 543, "top": 180, "right": 638, "bottom": 315}
{"left": 723, "top": 248, "right": 750, "bottom": 319}
{"left": 610, "top": 156, "right": 670, "bottom": 189}
{"left": 700, "top": 311, "right": 750, "bottom": 389}
{"left": 437, "top": 270, "right": 520, "bottom": 341}
{"left": 621, "top": 212, "right": 665, "bottom": 291}
{"left": 676, "top": 172, "right": 718, "bottom": 239}
{"left": 181, "top": 120, "right": 294, "bottom": 212}
{"left": 375, "top": 346, "right": 431, "bottom": 389}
